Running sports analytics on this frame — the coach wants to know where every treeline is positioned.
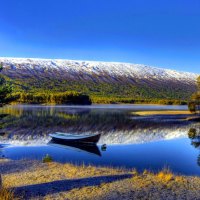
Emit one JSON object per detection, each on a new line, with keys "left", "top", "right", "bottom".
{"left": 91, "top": 96, "right": 187, "bottom": 105}
{"left": 11, "top": 92, "right": 188, "bottom": 105}
{"left": 13, "top": 92, "right": 92, "bottom": 105}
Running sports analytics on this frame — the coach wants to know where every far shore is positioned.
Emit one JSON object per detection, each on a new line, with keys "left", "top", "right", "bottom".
{"left": 5, "top": 102, "right": 189, "bottom": 107}
{"left": 134, "top": 110, "right": 191, "bottom": 115}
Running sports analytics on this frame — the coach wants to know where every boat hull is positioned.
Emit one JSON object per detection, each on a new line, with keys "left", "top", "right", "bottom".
{"left": 51, "top": 133, "right": 101, "bottom": 144}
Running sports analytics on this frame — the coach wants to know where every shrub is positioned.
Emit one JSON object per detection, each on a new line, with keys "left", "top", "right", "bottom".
{"left": 188, "top": 128, "right": 197, "bottom": 139}
{"left": 42, "top": 154, "right": 53, "bottom": 163}
{"left": 0, "top": 187, "right": 15, "bottom": 200}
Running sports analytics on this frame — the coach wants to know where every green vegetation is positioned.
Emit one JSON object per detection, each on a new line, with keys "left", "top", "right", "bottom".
{"left": 0, "top": 64, "right": 13, "bottom": 106}
{"left": 188, "top": 128, "right": 198, "bottom": 139}
{"left": 0, "top": 64, "right": 14, "bottom": 198}
{"left": 188, "top": 76, "right": 200, "bottom": 114}
{"left": 91, "top": 96, "right": 187, "bottom": 105}
{"left": 11, "top": 92, "right": 187, "bottom": 105}
{"left": 42, "top": 154, "right": 53, "bottom": 163}
{"left": 13, "top": 91, "right": 92, "bottom": 105}
{"left": 3, "top": 67, "right": 192, "bottom": 105}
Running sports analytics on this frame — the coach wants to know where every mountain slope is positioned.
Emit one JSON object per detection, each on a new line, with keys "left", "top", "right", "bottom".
{"left": 0, "top": 57, "right": 198, "bottom": 100}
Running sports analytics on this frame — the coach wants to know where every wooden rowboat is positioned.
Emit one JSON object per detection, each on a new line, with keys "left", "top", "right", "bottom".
{"left": 49, "top": 132, "right": 101, "bottom": 144}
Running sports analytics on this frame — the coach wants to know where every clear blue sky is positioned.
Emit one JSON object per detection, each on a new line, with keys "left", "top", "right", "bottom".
{"left": 0, "top": 0, "right": 200, "bottom": 73}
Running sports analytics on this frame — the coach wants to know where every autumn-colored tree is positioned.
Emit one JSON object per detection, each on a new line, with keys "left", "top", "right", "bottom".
{"left": 188, "top": 76, "right": 200, "bottom": 114}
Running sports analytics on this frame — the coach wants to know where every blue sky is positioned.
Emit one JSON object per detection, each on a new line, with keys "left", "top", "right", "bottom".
{"left": 0, "top": 0, "right": 200, "bottom": 73}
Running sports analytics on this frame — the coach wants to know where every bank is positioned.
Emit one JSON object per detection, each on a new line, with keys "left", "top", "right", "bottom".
{"left": 1, "top": 159, "right": 200, "bottom": 200}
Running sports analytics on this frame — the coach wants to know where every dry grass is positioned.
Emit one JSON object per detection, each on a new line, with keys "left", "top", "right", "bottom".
{"left": 54, "top": 169, "right": 200, "bottom": 200}
{"left": 157, "top": 171, "right": 173, "bottom": 182}
{"left": 0, "top": 187, "right": 15, "bottom": 200}
{"left": 134, "top": 110, "right": 191, "bottom": 116}
{"left": 3, "top": 161, "right": 126, "bottom": 188}
{"left": 2, "top": 159, "right": 200, "bottom": 200}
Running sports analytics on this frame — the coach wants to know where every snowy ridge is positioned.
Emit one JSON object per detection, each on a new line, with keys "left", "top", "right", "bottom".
{"left": 0, "top": 57, "right": 198, "bottom": 81}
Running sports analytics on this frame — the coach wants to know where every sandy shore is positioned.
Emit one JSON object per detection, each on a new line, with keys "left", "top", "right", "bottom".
{"left": 134, "top": 110, "right": 192, "bottom": 116}
{"left": 1, "top": 159, "right": 200, "bottom": 200}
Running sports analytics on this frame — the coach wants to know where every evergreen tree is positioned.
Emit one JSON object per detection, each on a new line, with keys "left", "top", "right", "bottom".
{"left": 188, "top": 76, "right": 200, "bottom": 114}
{"left": 0, "top": 63, "right": 12, "bottom": 186}
{"left": 198, "top": 76, "right": 200, "bottom": 90}
{"left": 0, "top": 63, "right": 12, "bottom": 106}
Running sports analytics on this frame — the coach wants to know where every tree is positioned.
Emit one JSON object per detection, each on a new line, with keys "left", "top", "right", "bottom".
{"left": 197, "top": 76, "right": 200, "bottom": 90}
{"left": 0, "top": 63, "right": 12, "bottom": 106}
{"left": 188, "top": 76, "right": 200, "bottom": 114}
{"left": 0, "top": 63, "right": 13, "bottom": 189}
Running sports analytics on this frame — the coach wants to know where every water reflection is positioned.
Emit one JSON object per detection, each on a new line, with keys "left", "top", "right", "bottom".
{"left": 48, "top": 141, "right": 102, "bottom": 156}
{"left": 188, "top": 128, "right": 200, "bottom": 167}
{"left": 188, "top": 128, "right": 200, "bottom": 148}
{"left": 1, "top": 137, "right": 200, "bottom": 176}
{"left": 0, "top": 105, "right": 199, "bottom": 145}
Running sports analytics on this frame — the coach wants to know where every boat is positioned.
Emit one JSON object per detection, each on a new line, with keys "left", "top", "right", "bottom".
{"left": 49, "top": 132, "right": 101, "bottom": 144}
{"left": 48, "top": 141, "right": 101, "bottom": 156}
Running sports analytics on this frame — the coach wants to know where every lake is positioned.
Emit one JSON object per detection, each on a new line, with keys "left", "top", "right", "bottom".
{"left": 0, "top": 104, "right": 200, "bottom": 176}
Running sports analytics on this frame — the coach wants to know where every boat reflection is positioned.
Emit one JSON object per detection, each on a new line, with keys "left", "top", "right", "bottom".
{"left": 48, "top": 140, "right": 102, "bottom": 157}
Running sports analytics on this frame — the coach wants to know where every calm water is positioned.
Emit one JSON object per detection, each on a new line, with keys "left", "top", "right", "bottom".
{"left": 0, "top": 104, "right": 200, "bottom": 175}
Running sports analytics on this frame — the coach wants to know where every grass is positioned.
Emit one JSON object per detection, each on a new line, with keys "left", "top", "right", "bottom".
{"left": 0, "top": 187, "right": 15, "bottom": 200}
{"left": 2, "top": 161, "right": 126, "bottom": 189}
{"left": 2, "top": 159, "right": 200, "bottom": 199}
{"left": 156, "top": 171, "right": 173, "bottom": 182}
{"left": 42, "top": 154, "right": 53, "bottom": 163}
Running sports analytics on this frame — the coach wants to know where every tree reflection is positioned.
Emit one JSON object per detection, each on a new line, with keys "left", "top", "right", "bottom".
{"left": 188, "top": 128, "right": 197, "bottom": 139}
{"left": 188, "top": 128, "right": 200, "bottom": 166}
{"left": 197, "top": 155, "right": 200, "bottom": 167}
{"left": 1, "top": 105, "right": 199, "bottom": 145}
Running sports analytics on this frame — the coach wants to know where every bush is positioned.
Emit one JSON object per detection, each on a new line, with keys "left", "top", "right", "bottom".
{"left": 42, "top": 154, "right": 53, "bottom": 163}
{"left": 188, "top": 101, "right": 196, "bottom": 113}
{"left": 0, "top": 187, "right": 15, "bottom": 200}
{"left": 188, "top": 128, "right": 197, "bottom": 139}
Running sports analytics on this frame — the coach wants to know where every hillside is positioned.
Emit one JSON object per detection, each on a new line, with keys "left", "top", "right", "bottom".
{"left": 0, "top": 57, "right": 198, "bottom": 102}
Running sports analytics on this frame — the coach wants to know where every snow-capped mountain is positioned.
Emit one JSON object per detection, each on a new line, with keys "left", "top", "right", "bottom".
{"left": 0, "top": 57, "right": 198, "bottom": 99}
{"left": 0, "top": 57, "right": 198, "bottom": 80}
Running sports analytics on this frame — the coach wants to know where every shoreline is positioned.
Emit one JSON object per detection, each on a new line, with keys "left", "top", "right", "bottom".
{"left": 3, "top": 103, "right": 189, "bottom": 109}
{"left": 134, "top": 110, "right": 192, "bottom": 115}
{"left": 10, "top": 101, "right": 188, "bottom": 106}
{"left": 1, "top": 159, "right": 200, "bottom": 199}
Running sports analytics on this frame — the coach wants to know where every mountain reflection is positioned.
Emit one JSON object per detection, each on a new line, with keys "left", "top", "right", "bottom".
{"left": 0, "top": 105, "right": 199, "bottom": 145}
